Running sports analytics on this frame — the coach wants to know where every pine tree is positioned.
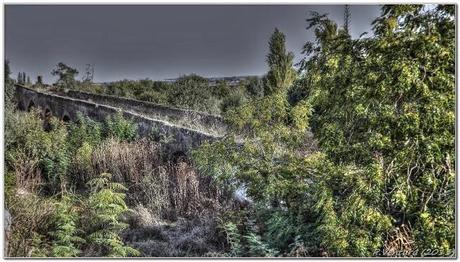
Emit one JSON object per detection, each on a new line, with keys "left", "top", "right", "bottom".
{"left": 17, "top": 72, "right": 22, "bottom": 84}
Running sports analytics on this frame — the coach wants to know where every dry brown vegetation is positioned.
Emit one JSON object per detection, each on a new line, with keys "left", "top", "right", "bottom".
{"left": 67, "top": 137, "right": 229, "bottom": 256}
{"left": 70, "top": 138, "right": 223, "bottom": 220}
{"left": 6, "top": 194, "right": 56, "bottom": 257}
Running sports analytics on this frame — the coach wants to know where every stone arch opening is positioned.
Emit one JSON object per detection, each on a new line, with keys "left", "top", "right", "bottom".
{"left": 44, "top": 108, "right": 52, "bottom": 118}
{"left": 27, "top": 100, "right": 35, "bottom": 111}
{"left": 62, "top": 114, "right": 71, "bottom": 122}
{"left": 171, "top": 150, "right": 187, "bottom": 164}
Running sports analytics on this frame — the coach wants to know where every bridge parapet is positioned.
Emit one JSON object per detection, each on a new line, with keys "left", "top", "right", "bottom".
{"left": 62, "top": 89, "right": 227, "bottom": 136}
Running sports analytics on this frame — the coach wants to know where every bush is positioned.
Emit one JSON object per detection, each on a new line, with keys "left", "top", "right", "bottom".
{"left": 4, "top": 107, "right": 226, "bottom": 257}
{"left": 68, "top": 113, "right": 102, "bottom": 153}
{"left": 87, "top": 138, "right": 220, "bottom": 220}
{"left": 6, "top": 193, "right": 56, "bottom": 257}
{"left": 50, "top": 194, "right": 85, "bottom": 257}
{"left": 83, "top": 173, "right": 139, "bottom": 257}
{"left": 167, "top": 74, "right": 220, "bottom": 114}
{"left": 220, "top": 88, "right": 248, "bottom": 113}
{"left": 5, "top": 109, "right": 71, "bottom": 193}
{"left": 104, "top": 112, "right": 138, "bottom": 142}
{"left": 137, "top": 90, "right": 168, "bottom": 104}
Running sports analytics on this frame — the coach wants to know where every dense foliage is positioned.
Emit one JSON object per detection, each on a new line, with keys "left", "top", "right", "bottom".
{"left": 4, "top": 107, "right": 139, "bottom": 257}
{"left": 85, "top": 173, "right": 140, "bottom": 257}
{"left": 4, "top": 106, "right": 225, "bottom": 257}
{"left": 194, "top": 4, "right": 455, "bottom": 257}
{"left": 75, "top": 74, "right": 255, "bottom": 115}
{"left": 301, "top": 5, "right": 455, "bottom": 255}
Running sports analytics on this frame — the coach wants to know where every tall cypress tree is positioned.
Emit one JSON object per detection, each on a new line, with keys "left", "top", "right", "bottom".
{"left": 264, "top": 28, "right": 296, "bottom": 96}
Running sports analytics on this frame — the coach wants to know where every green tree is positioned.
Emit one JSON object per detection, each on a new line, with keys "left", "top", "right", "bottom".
{"left": 300, "top": 4, "right": 455, "bottom": 255}
{"left": 51, "top": 62, "right": 79, "bottom": 89}
{"left": 168, "top": 74, "right": 219, "bottom": 113}
{"left": 265, "top": 28, "right": 296, "bottom": 96}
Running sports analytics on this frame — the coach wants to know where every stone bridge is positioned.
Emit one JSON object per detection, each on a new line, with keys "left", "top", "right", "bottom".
{"left": 14, "top": 84, "right": 226, "bottom": 156}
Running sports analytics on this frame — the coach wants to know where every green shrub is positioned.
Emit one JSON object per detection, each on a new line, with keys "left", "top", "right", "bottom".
{"left": 84, "top": 173, "right": 139, "bottom": 257}
{"left": 220, "top": 89, "right": 248, "bottom": 113}
{"left": 222, "top": 222, "right": 242, "bottom": 257}
{"left": 137, "top": 90, "right": 168, "bottom": 104}
{"left": 50, "top": 194, "right": 85, "bottom": 257}
{"left": 5, "top": 109, "right": 71, "bottom": 193}
{"left": 104, "top": 112, "right": 138, "bottom": 142}
{"left": 167, "top": 74, "right": 220, "bottom": 114}
{"left": 68, "top": 113, "right": 102, "bottom": 152}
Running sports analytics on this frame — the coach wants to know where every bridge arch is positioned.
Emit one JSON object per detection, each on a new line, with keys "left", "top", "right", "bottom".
{"left": 44, "top": 107, "right": 52, "bottom": 118}
{"left": 27, "top": 99, "right": 36, "bottom": 111}
{"left": 62, "top": 114, "right": 71, "bottom": 122}
{"left": 171, "top": 150, "right": 187, "bottom": 164}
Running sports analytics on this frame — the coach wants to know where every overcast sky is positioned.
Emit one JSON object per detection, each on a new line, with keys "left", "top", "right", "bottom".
{"left": 5, "top": 5, "right": 381, "bottom": 83}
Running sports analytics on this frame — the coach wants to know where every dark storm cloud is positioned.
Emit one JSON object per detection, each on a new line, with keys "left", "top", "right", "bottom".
{"left": 5, "top": 5, "right": 381, "bottom": 83}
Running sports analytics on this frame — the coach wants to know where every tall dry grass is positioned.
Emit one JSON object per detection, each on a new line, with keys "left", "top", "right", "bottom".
{"left": 6, "top": 194, "right": 56, "bottom": 257}
{"left": 11, "top": 151, "right": 43, "bottom": 193}
{"left": 71, "top": 138, "right": 221, "bottom": 221}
